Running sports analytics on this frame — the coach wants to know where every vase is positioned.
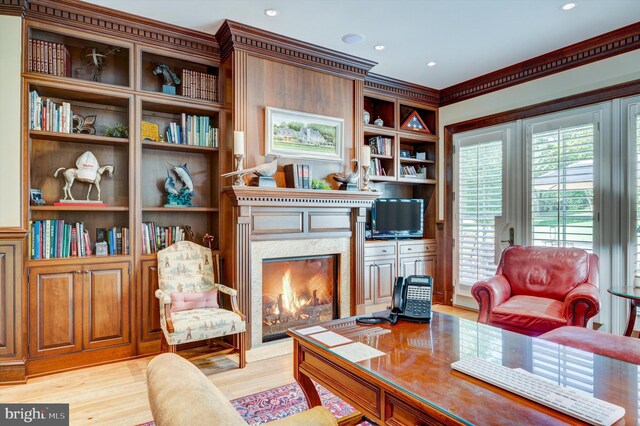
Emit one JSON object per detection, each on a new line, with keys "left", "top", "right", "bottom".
{"left": 374, "top": 117, "right": 384, "bottom": 126}
{"left": 364, "top": 110, "right": 370, "bottom": 125}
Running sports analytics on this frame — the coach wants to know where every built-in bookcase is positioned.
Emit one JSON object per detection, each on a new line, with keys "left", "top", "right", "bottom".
{"left": 22, "top": 20, "right": 223, "bottom": 373}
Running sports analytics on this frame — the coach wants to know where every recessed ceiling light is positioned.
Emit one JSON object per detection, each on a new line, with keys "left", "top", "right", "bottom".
{"left": 264, "top": 9, "right": 279, "bottom": 17}
{"left": 341, "top": 33, "right": 365, "bottom": 45}
{"left": 562, "top": 2, "right": 576, "bottom": 10}
{"left": 374, "top": 45, "right": 385, "bottom": 51}
{"left": 426, "top": 61, "right": 437, "bottom": 67}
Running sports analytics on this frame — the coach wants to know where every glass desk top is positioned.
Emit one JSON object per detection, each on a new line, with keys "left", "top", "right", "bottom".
{"left": 289, "top": 311, "right": 638, "bottom": 425}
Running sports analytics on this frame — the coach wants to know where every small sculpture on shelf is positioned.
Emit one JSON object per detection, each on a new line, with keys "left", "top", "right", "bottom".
{"left": 54, "top": 151, "right": 114, "bottom": 203}
{"left": 82, "top": 46, "right": 121, "bottom": 82}
{"left": 164, "top": 163, "right": 194, "bottom": 207}
{"left": 221, "top": 155, "right": 279, "bottom": 187}
{"left": 364, "top": 110, "right": 371, "bottom": 125}
{"left": 153, "top": 64, "right": 181, "bottom": 95}
{"left": 374, "top": 116, "right": 384, "bottom": 126}
{"left": 73, "top": 114, "right": 97, "bottom": 135}
{"left": 332, "top": 158, "right": 360, "bottom": 191}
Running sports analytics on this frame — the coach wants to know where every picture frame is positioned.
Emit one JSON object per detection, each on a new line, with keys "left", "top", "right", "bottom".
{"left": 401, "top": 110, "right": 432, "bottom": 134}
{"left": 30, "top": 188, "right": 45, "bottom": 206}
{"left": 265, "top": 107, "right": 344, "bottom": 162}
{"left": 400, "top": 149, "right": 412, "bottom": 158}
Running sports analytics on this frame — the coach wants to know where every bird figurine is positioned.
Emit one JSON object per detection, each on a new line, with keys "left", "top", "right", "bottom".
{"left": 221, "top": 155, "right": 279, "bottom": 179}
{"left": 332, "top": 158, "right": 360, "bottom": 190}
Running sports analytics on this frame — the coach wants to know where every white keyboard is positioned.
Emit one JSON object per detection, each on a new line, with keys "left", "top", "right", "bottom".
{"left": 451, "top": 357, "right": 625, "bottom": 426}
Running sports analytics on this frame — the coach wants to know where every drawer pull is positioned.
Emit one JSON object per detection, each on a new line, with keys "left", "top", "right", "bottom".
{"left": 407, "top": 248, "right": 412, "bottom": 251}
{"left": 382, "top": 249, "right": 387, "bottom": 253}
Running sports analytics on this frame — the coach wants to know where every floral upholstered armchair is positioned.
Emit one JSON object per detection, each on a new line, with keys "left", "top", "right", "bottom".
{"left": 155, "top": 241, "right": 246, "bottom": 367}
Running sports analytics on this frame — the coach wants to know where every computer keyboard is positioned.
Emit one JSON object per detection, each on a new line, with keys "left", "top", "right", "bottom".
{"left": 451, "top": 357, "right": 625, "bottom": 426}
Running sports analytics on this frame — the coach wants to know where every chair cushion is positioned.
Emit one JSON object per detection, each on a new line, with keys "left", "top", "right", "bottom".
{"left": 170, "top": 290, "right": 219, "bottom": 312}
{"left": 540, "top": 326, "right": 640, "bottom": 364}
{"left": 490, "top": 295, "right": 565, "bottom": 335}
{"left": 163, "top": 308, "right": 246, "bottom": 345}
{"left": 501, "top": 246, "right": 590, "bottom": 300}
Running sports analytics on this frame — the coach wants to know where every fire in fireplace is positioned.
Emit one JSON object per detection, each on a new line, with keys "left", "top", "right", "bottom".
{"left": 262, "top": 255, "right": 338, "bottom": 342}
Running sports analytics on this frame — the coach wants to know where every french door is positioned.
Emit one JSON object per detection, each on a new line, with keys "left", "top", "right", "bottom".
{"left": 454, "top": 108, "right": 601, "bottom": 303}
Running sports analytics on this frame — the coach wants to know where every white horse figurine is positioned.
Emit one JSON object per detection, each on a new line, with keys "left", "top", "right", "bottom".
{"left": 54, "top": 164, "right": 114, "bottom": 201}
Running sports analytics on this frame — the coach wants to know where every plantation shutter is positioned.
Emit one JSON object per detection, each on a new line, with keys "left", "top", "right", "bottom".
{"left": 529, "top": 115, "right": 597, "bottom": 251}
{"left": 634, "top": 111, "right": 640, "bottom": 274}
{"left": 457, "top": 138, "right": 503, "bottom": 289}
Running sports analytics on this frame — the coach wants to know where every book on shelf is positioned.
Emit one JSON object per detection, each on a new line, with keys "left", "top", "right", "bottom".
{"left": 284, "top": 163, "right": 311, "bottom": 189}
{"left": 28, "top": 39, "right": 71, "bottom": 78}
{"left": 142, "top": 222, "right": 187, "bottom": 254}
{"left": 179, "top": 69, "right": 218, "bottom": 102}
{"left": 29, "top": 220, "right": 127, "bottom": 259}
{"left": 369, "top": 158, "right": 386, "bottom": 176}
{"left": 368, "top": 136, "right": 392, "bottom": 156}
{"left": 28, "top": 90, "right": 73, "bottom": 133}
{"left": 163, "top": 113, "right": 218, "bottom": 147}
{"left": 401, "top": 165, "right": 426, "bottom": 178}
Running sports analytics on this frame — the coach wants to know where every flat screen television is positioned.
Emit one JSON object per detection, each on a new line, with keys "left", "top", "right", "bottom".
{"left": 371, "top": 198, "right": 423, "bottom": 239}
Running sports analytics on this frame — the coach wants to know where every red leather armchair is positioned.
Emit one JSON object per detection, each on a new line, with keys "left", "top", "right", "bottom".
{"left": 471, "top": 245, "right": 600, "bottom": 337}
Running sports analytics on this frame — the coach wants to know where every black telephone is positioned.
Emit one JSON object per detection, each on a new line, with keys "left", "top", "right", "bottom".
{"left": 391, "top": 275, "right": 432, "bottom": 323}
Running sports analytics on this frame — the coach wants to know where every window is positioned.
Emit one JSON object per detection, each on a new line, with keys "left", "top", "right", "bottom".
{"left": 455, "top": 131, "right": 505, "bottom": 291}
{"left": 528, "top": 114, "right": 598, "bottom": 251}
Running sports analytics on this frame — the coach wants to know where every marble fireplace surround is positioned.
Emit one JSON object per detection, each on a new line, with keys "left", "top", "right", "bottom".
{"left": 223, "top": 186, "right": 379, "bottom": 352}
{"left": 251, "top": 238, "right": 351, "bottom": 348}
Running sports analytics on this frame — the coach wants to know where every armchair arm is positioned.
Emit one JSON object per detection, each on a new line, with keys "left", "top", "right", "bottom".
{"left": 214, "top": 283, "right": 246, "bottom": 321}
{"left": 563, "top": 283, "right": 600, "bottom": 327}
{"left": 155, "top": 289, "right": 174, "bottom": 334}
{"left": 471, "top": 275, "right": 511, "bottom": 324}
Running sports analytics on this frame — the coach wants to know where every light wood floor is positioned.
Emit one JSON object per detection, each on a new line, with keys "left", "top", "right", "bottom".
{"left": 0, "top": 305, "right": 476, "bottom": 425}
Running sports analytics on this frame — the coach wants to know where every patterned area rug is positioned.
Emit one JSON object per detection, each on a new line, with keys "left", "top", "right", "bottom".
{"left": 139, "top": 382, "right": 371, "bottom": 425}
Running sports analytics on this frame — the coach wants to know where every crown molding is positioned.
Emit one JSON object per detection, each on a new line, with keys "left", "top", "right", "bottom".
{"left": 440, "top": 22, "right": 640, "bottom": 106}
{"left": 216, "top": 20, "right": 377, "bottom": 80}
{"left": 0, "top": 0, "right": 27, "bottom": 16}
{"left": 24, "top": 0, "right": 219, "bottom": 59}
{"left": 365, "top": 73, "right": 439, "bottom": 106}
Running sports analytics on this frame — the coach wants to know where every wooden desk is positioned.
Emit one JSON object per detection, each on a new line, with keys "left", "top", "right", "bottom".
{"left": 288, "top": 312, "right": 638, "bottom": 425}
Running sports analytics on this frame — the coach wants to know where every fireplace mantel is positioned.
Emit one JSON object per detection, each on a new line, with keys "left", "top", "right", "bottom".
{"left": 223, "top": 186, "right": 380, "bottom": 207}
{"left": 221, "top": 185, "right": 378, "bottom": 349}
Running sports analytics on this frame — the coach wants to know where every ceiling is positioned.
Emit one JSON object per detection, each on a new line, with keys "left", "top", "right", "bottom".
{"left": 84, "top": 0, "right": 640, "bottom": 89}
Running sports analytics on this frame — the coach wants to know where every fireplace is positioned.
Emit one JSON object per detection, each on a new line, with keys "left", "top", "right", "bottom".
{"left": 262, "top": 255, "right": 338, "bottom": 342}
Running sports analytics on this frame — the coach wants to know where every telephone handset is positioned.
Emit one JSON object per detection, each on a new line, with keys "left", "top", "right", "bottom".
{"left": 391, "top": 275, "right": 432, "bottom": 323}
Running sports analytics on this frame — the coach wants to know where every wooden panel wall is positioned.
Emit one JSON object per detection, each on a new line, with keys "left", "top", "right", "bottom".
{"left": 245, "top": 56, "right": 356, "bottom": 187}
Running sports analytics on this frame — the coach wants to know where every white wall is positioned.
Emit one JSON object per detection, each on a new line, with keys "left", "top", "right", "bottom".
{"left": 439, "top": 50, "right": 640, "bottom": 220}
{"left": 0, "top": 15, "right": 23, "bottom": 228}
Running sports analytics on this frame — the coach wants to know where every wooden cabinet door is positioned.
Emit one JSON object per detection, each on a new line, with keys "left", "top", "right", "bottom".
{"left": 83, "top": 262, "right": 130, "bottom": 350}
{"left": 141, "top": 260, "right": 162, "bottom": 342}
{"left": 374, "top": 259, "right": 396, "bottom": 305}
{"left": 29, "top": 266, "right": 83, "bottom": 358}
{"left": 363, "top": 260, "right": 376, "bottom": 306}
{"left": 399, "top": 255, "right": 436, "bottom": 279}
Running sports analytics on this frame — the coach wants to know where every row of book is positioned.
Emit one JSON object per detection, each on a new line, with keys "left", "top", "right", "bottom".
{"left": 369, "top": 158, "right": 388, "bottom": 177}
{"left": 368, "top": 136, "right": 393, "bottom": 156}
{"left": 142, "top": 222, "right": 187, "bottom": 254}
{"left": 166, "top": 114, "right": 219, "bottom": 147}
{"left": 179, "top": 69, "right": 218, "bottom": 102}
{"left": 30, "top": 220, "right": 92, "bottom": 259}
{"left": 29, "top": 90, "right": 73, "bottom": 133}
{"left": 284, "top": 163, "right": 311, "bottom": 189}
{"left": 27, "top": 39, "right": 71, "bottom": 77}
{"left": 96, "top": 227, "right": 130, "bottom": 255}
{"left": 401, "top": 165, "right": 426, "bottom": 178}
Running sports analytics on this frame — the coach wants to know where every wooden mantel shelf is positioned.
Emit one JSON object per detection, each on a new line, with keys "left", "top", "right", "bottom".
{"left": 223, "top": 186, "right": 380, "bottom": 207}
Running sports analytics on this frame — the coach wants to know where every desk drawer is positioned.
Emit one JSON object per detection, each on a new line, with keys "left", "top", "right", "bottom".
{"left": 399, "top": 240, "right": 436, "bottom": 255}
{"left": 365, "top": 244, "right": 395, "bottom": 258}
{"left": 301, "top": 348, "right": 381, "bottom": 418}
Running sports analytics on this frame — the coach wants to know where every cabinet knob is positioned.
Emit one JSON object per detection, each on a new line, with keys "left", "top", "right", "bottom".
{"left": 382, "top": 249, "right": 387, "bottom": 253}
{"left": 75, "top": 270, "right": 81, "bottom": 274}
{"left": 407, "top": 248, "right": 413, "bottom": 251}
{"left": 83, "top": 270, "right": 90, "bottom": 274}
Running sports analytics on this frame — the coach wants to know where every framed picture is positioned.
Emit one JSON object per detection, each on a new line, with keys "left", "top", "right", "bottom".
{"left": 265, "top": 107, "right": 344, "bottom": 162}
{"left": 30, "top": 188, "right": 45, "bottom": 206}
{"left": 400, "top": 149, "right": 411, "bottom": 158}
